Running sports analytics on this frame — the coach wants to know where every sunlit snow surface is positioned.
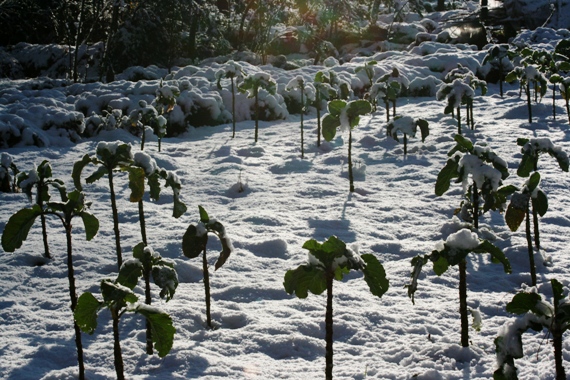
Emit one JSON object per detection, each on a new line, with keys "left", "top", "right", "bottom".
{"left": 2, "top": 28, "right": 570, "bottom": 380}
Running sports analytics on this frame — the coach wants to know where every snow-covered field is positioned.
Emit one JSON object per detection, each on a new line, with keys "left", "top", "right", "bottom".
{"left": 2, "top": 10, "right": 570, "bottom": 380}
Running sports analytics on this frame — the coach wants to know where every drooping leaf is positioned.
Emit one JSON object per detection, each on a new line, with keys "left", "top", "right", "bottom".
{"left": 101, "top": 279, "right": 138, "bottom": 307}
{"left": 1, "top": 205, "right": 42, "bottom": 252}
{"left": 476, "top": 240, "right": 511, "bottom": 274}
{"left": 505, "top": 193, "right": 530, "bottom": 231}
{"left": 417, "top": 119, "right": 429, "bottom": 142}
{"left": 136, "top": 306, "right": 176, "bottom": 358}
{"left": 435, "top": 158, "right": 459, "bottom": 196}
{"left": 78, "top": 211, "right": 99, "bottom": 241}
{"left": 551, "top": 279, "right": 564, "bottom": 309}
{"left": 432, "top": 255, "right": 450, "bottom": 276}
{"left": 532, "top": 190, "right": 548, "bottom": 217}
{"left": 322, "top": 114, "right": 340, "bottom": 142}
{"left": 72, "top": 154, "right": 93, "bottom": 191}
{"left": 284, "top": 265, "right": 327, "bottom": 298}
{"left": 206, "top": 220, "right": 233, "bottom": 270}
{"left": 74, "top": 292, "right": 102, "bottom": 334}
{"left": 85, "top": 166, "right": 108, "bottom": 184}
{"left": 361, "top": 254, "right": 389, "bottom": 298}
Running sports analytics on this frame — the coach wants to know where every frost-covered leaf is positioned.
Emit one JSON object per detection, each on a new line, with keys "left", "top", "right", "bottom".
{"left": 117, "top": 256, "right": 143, "bottom": 290}
{"left": 182, "top": 224, "right": 208, "bottom": 259}
{"left": 435, "top": 158, "right": 459, "bottom": 196}
{"left": 506, "top": 292, "right": 543, "bottom": 315}
{"left": 152, "top": 265, "right": 178, "bottom": 301}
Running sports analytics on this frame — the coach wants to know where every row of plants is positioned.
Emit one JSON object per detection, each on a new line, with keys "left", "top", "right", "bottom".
{"left": 1, "top": 45, "right": 570, "bottom": 380}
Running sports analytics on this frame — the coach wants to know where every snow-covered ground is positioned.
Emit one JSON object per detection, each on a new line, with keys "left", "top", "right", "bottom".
{"left": 2, "top": 8, "right": 570, "bottom": 380}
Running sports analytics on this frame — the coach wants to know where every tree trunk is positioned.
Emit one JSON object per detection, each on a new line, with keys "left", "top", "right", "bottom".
{"left": 73, "top": 0, "right": 86, "bottom": 83}
{"left": 525, "top": 201, "right": 537, "bottom": 286}
{"left": 112, "top": 309, "right": 125, "bottom": 380}
{"left": 348, "top": 128, "right": 354, "bottom": 192}
{"left": 436, "top": 0, "right": 445, "bottom": 11}
{"left": 325, "top": 272, "right": 334, "bottom": 380}
{"left": 108, "top": 170, "right": 122, "bottom": 270}
{"left": 459, "top": 259, "right": 469, "bottom": 347}
{"left": 103, "top": 0, "right": 120, "bottom": 83}
{"left": 203, "top": 248, "right": 212, "bottom": 329}
{"left": 65, "top": 222, "right": 85, "bottom": 380}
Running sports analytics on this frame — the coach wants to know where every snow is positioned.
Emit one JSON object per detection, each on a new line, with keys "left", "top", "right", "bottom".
{"left": 444, "top": 229, "right": 480, "bottom": 251}
{"left": 2, "top": 9, "right": 570, "bottom": 380}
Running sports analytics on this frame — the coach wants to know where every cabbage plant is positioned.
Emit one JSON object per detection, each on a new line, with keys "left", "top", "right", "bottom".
{"left": 313, "top": 71, "right": 337, "bottom": 147}
{"left": 322, "top": 99, "right": 372, "bottom": 192}
{"left": 182, "top": 206, "right": 233, "bottom": 328}
{"left": 494, "top": 279, "right": 570, "bottom": 380}
{"left": 407, "top": 229, "right": 511, "bottom": 347}
{"left": 284, "top": 236, "right": 389, "bottom": 380}
{"left": 506, "top": 64, "right": 547, "bottom": 123}
{"left": 16, "top": 160, "right": 66, "bottom": 259}
{"left": 73, "top": 141, "right": 134, "bottom": 270}
{"left": 239, "top": 72, "right": 277, "bottom": 142}
{"left": 216, "top": 61, "right": 244, "bottom": 138}
{"left": 286, "top": 76, "right": 316, "bottom": 158}
{"left": 0, "top": 152, "right": 19, "bottom": 193}
{"left": 2, "top": 189, "right": 99, "bottom": 380}
{"left": 386, "top": 115, "right": 429, "bottom": 156}
{"left": 75, "top": 259, "right": 175, "bottom": 380}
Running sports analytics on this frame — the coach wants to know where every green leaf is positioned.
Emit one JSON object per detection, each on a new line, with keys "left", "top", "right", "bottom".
{"left": 80, "top": 212, "right": 99, "bottom": 241}
{"left": 136, "top": 306, "right": 176, "bottom": 357}
{"left": 476, "top": 240, "right": 511, "bottom": 274}
{"left": 505, "top": 193, "right": 529, "bottom": 232}
{"left": 517, "top": 153, "right": 535, "bottom": 177}
{"left": 506, "top": 292, "right": 543, "bottom": 315}
{"left": 283, "top": 265, "right": 327, "bottom": 298}
{"left": 206, "top": 220, "right": 232, "bottom": 270}
{"left": 346, "top": 100, "right": 372, "bottom": 128}
{"left": 454, "top": 134, "right": 473, "bottom": 151}
{"left": 126, "top": 166, "right": 145, "bottom": 202}
{"left": 532, "top": 190, "right": 548, "bottom": 217}
{"left": 361, "top": 254, "right": 389, "bottom": 298}
{"left": 432, "top": 255, "right": 450, "bottom": 276}
{"left": 182, "top": 224, "right": 208, "bottom": 259}
{"left": 327, "top": 100, "right": 347, "bottom": 117}
{"left": 147, "top": 173, "right": 161, "bottom": 201}
{"left": 322, "top": 114, "right": 340, "bottom": 142}
{"left": 435, "top": 158, "right": 459, "bottom": 196}
{"left": 198, "top": 205, "right": 209, "bottom": 223}
{"left": 74, "top": 292, "right": 102, "bottom": 334}
{"left": 117, "top": 257, "right": 143, "bottom": 290}
{"left": 527, "top": 172, "right": 541, "bottom": 192}
{"left": 72, "top": 154, "right": 93, "bottom": 191}
{"left": 1, "top": 205, "right": 42, "bottom": 252}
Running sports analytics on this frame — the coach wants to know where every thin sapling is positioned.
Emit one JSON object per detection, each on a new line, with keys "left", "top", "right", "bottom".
{"left": 407, "top": 228, "right": 511, "bottom": 347}
{"left": 322, "top": 99, "right": 372, "bottom": 192}
{"left": 284, "top": 236, "right": 389, "bottom": 380}
{"left": 482, "top": 44, "right": 515, "bottom": 98}
{"left": 2, "top": 190, "right": 99, "bottom": 379}
{"left": 505, "top": 64, "right": 547, "bottom": 123}
{"left": 182, "top": 206, "right": 234, "bottom": 329}
{"left": 313, "top": 71, "right": 337, "bottom": 147}
{"left": 0, "top": 152, "right": 19, "bottom": 193}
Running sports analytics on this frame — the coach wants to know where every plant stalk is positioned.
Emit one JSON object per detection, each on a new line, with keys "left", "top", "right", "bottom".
{"left": 316, "top": 92, "right": 321, "bottom": 147}
{"left": 325, "top": 272, "right": 334, "bottom": 380}
{"left": 301, "top": 90, "right": 305, "bottom": 159}
{"left": 108, "top": 169, "right": 122, "bottom": 270}
{"left": 348, "top": 128, "right": 354, "bottom": 192}
{"left": 112, "top": 308, "right": 125, "bottom": 380}
{"left": 457, "top": 106, "right": 462, "bottom": 135}
{"left": 203, "top": 247, "right": 212, "bottom": 329}
{"left": 472, "top": 183, "right": 479, "bottom": 230}
{"left": 65, "top": 221, "right": 85, "bottom": 380}
{"left": 459, "top": 259, "right": 469, "bottom": 348}
{"left": 138, "top": 200, "right": 147, "bottom": 246}
{"left": 231, "top": 77, "right": 236, "bottom": 138}
{"left": 254, "top": 90, "right": 259, "bottom": 143}
{"left": 143, "top": 269, "right": 153, "bottom": 355}
{"left": 525, "top": 200, "right": 537, "bottom": 286}
{"left": 526, "top": 82, "right": 532, "bottom": 123}
{"left": 553, "top": 327, "right": 566, "bottom": 380}
{"left": 532, "top": 201, "right": 540, "bottom": 250}
{"left": 403, "top": 133, "right": 408, "bottom": 156}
